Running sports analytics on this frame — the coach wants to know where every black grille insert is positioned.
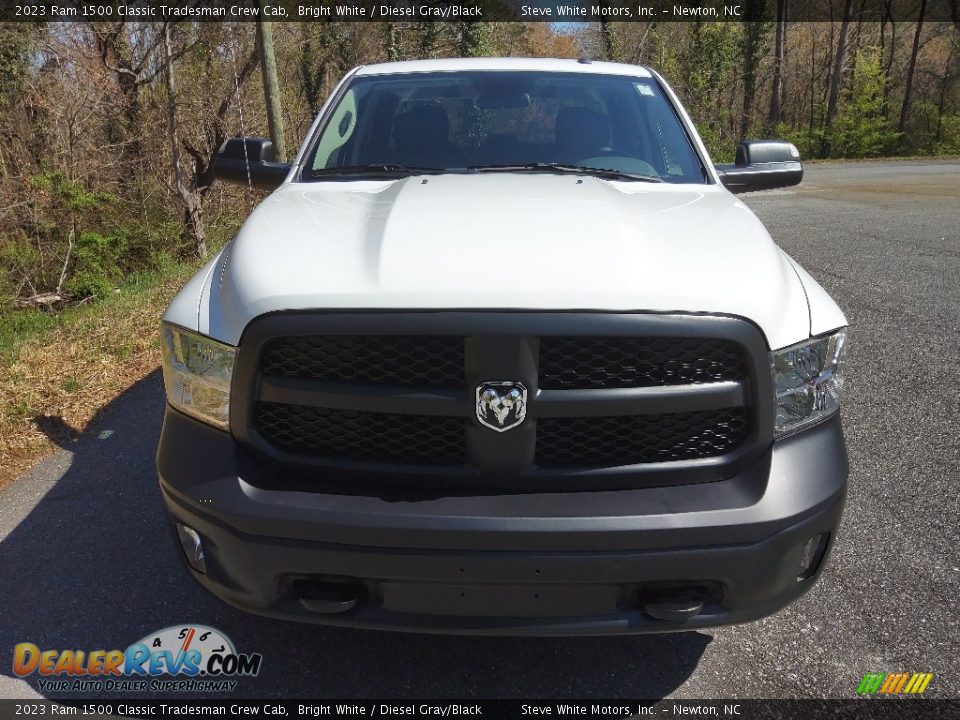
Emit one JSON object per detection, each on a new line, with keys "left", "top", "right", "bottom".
{"left": 535, "top": 408, "right": 750, "bottom": 468}
{"left": 254, "top": 402, "right": 465, "bottom": 465}
{"left": 538, "top": 336, "right": 747, "bottom": 390}
{"left": 260, "top": 335, "right": 464, "bottom": 389}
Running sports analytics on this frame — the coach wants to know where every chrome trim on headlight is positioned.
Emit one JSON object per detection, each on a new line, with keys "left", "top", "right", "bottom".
{"left": 771, "top": 330, "right": 847, "bottom": 439}
{"left": 161, "top": 323, "right": 236, "bottom": 431}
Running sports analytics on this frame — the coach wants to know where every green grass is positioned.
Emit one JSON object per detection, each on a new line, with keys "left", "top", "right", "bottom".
{"left": 60, "top": 377, "right": 82, "bottom": 393}
{"left": 0, "top": 256, "right": 196, "bottom": 366}
{"left": 0, "top": 310, "right": 62, "bottom": 363}
{"left": 5, "top": 400, "right": 34, "bottom": 421}
{"left": 0, "top": 252, "right": 205, "bottom": 489}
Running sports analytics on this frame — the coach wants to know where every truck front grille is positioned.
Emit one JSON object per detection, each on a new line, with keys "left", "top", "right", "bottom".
{"left": 255, "top": 402, "right": 465, "bottom": 465}
{"left": 536, "top": 408, "right": 750, "bottom": 468}
{"left": 261, "top": 335, "right": 464, "bottom": 389}
{"left": 538, "top": 336, "right": 747, "bottom": 389}
{"left": 235, "top": 313, "right": 771, "bottom": 494}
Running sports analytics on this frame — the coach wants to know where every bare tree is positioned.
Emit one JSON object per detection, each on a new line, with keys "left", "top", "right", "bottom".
{"left": 824, "top": 0, "right": 855, "bottom": 151}
{"left": 181, "top": 44, "right": 260, "bottom": 201}
{"left": 456, "top": 22, "right": 490, "bottom": 57}
{"left": 767, "top": 0, "right": 788, "bottom": 130}
{"left": 597, "top": 11, "right": 619, "bottom": 61}
{"left": 163, "top": 23, "right": 206, "bottom": 258}
{"left": 879, "top": 0, "right": 897, "bottom": 106}
{"left": 899, "top": 0, "right": 929, "bottom": 135}
{"left": 739, "top": 2, "right": 768, "bottom": 139}
{"left": 385, "top": 23, "right": 400, "bottom": 62}
{"left": 159, "top": 23, "right": 263, "bottom": 260}
{"left": 89, "top": 22, "right": 193, "bottom": 189}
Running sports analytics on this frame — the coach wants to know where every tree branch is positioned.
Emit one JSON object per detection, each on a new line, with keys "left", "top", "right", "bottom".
{"left": 215, "top": 39, "right": 261, "bottom": 122}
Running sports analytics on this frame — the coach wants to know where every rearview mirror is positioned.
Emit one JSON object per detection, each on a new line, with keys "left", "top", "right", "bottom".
{"left": 213, "top": 137, "right": 291, "bottom": 191}
{"left": 716, "top": 140, "right": 803, "bottom": 194}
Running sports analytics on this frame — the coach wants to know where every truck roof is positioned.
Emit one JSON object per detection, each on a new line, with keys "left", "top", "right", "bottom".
{"left": 354, "top": 57, "right": 654, "bottom": 78}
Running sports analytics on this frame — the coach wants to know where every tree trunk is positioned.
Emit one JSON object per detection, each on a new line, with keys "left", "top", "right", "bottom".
{"left": 299, "top": 27, "right": 325, "bottom": 113}
{"left": 457, "top": 23, "right": 489, "bottom": 57}
{"left": 257, "top": 18, "right": 287, "bottom": 162}
{"left": 898, "top": 0, "right": 928, "bottom": 136}
{"left": 163, "top": 23, "right": 206, "bottom": 259}
{"left": 598, "top": 16, "right": 618, "bottom": 61}
{"left": 934, "top": 43, "right": 956, "bottom": 144}
{"left": 739, "top": 2, "right": 766, "bottom": 139}
{"left": 808, "top": 31, "right": 816, "bottom": 136}
{"left": 767, "top": 0, "right": 788, "bottom": 130}
{"left": 627, "top": 22, "right": 655, "bottom": 65}
{"left": 849, "top": 0, "right": 866, "bottom": 83}
{"left": 879, "top": 0, "right": 896, "bottom": 107}
{"left": 824, "top": 0, "right": 854, "bottom": 154}
{"left": 384, "top": 23, "right": 399, "bottom": 62}
{"left": 185, "top": 43, "right": 261, "bottom": 197}
{"left": 417, "top": 22, "right": 441, "bottom": 59}
{"left": 92, "top": 24, "right": 148, "bottom": 190}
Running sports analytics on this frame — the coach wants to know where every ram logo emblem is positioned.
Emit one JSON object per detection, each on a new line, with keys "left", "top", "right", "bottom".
{"left": 475, "top": 382, "right": 528, "bottom": 432}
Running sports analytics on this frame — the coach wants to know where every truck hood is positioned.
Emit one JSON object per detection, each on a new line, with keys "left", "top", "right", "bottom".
{"left": 200, "top": 174, "right": 811, "bottom": 349}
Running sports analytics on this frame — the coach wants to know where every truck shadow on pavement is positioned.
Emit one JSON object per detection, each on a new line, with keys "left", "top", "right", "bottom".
{"left": 0, "top": 371, "right": 710, "bottom": 699}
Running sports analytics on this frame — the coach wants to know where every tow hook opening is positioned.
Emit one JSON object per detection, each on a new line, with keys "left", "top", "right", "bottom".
{"left": 294, "top": 578, "right": 367, "bottom": 615}
{"left": 643, "top": 596, "right": 705, "bottom": 622}
{"left": 639, "top": 585, "right": 713, "bottom": 622}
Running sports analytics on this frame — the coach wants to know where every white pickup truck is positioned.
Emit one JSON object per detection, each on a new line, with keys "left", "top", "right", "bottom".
{"left": 158, "top": 58, "right": 848, "bottom": 634}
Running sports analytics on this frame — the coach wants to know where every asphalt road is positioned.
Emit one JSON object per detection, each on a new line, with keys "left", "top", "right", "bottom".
{"left": 1, "top": 160, "right": 958, "bottom": 701}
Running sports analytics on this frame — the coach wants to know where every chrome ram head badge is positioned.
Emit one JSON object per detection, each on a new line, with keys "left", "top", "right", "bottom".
{"left": 475, "top": 381, "right": 528, "bottom": 432}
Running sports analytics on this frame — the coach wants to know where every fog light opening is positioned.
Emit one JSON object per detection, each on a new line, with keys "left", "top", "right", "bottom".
{"left": 176, "top": 523, "right": 207, "bottom": 574}
{"left": 797, "top": 532, "right": 829, "bottom": 581}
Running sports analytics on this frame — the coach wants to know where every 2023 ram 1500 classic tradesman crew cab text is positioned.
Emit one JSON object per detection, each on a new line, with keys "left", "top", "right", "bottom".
{"left": 157, "top": 58, "right": 848, "bottom": 635}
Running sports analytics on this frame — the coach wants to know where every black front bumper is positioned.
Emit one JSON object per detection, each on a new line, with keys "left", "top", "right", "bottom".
{"left": 157, "top": 407, "right": 847, "bottom": 635}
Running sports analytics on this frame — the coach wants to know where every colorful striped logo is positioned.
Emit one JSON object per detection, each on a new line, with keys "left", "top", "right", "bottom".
{"left": 857, "top": 672, "right": 933, "bottom": 695}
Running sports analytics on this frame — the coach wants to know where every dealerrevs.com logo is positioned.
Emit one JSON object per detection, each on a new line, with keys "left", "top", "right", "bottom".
{"left": 13, "top": 625, "right": 262, "bottom": 693}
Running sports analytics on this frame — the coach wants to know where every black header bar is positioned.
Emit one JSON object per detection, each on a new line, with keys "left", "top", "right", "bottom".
{"left": 2, "top": 0, "right": 959, "bottom": 23}
{"left": 0, "top": 699, "right": 958, "bottom": 720}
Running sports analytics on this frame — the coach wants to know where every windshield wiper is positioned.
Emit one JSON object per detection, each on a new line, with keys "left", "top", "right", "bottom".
{"left": 469, "top": 163, "right": 662, "bottom": 183}
{"left": 310, "top": 163, "right": 446, "bottom": 179}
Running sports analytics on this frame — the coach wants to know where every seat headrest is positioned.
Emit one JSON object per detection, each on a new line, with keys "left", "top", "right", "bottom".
{"left": 555, "top": 107, "right": 612, "bottom": 156}
{"left": 393, "top": 106, "right": 451, "bottom": 150}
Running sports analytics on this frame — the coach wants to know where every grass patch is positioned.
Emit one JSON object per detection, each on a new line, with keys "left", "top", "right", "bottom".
{"left": 0, "top": 311, "right": 62, "bottom": 364}
{"left": 0, "top": 256, "right": 201, "bottom": 491}
{"left": 60, "top": 377, "right": 82, "bottom": 393}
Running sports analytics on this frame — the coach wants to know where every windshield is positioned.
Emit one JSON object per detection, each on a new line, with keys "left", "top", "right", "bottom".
{"left": 303, "top": 71, "right": 707, "bottom": 183}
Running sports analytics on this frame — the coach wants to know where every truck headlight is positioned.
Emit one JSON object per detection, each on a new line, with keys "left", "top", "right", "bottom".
{"left": 771, "top": 330, "right": 847, "bottom": 438}
{"left": 161, "top": 323, "right": 235, "bottom": 430}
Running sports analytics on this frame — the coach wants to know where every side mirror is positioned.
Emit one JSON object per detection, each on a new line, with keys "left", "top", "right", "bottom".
{"left": 716, "top": 140, "right": 803, "bottom": 194}
{"left": 213, "top": 137, "right": 291, "bottom": 191}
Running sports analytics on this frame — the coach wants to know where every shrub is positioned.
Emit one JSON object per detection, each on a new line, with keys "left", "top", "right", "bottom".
{"left": 831, "top": 48, "right": 900, "bottom": 158}
{"left": 64, "top": 231, "right": 128, "bottom": 300}
{"left": 933, "top": 114, "right": 960, "bottom": 155}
